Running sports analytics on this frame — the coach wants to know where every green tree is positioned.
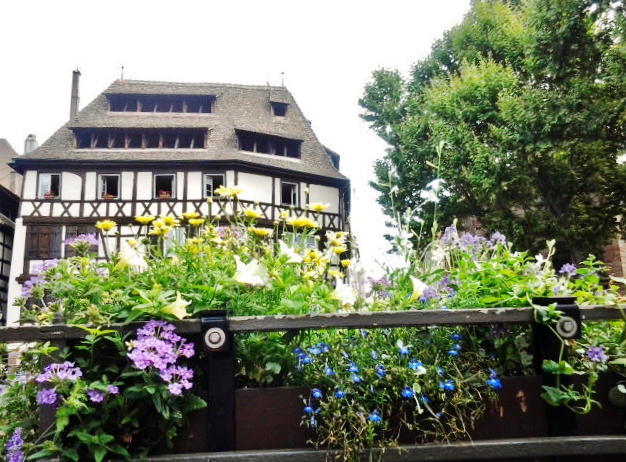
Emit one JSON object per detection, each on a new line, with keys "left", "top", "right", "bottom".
{"left": 360, "top": 0, "right": 626, "bottom": 263}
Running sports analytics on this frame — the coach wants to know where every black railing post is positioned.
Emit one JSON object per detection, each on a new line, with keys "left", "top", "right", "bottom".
{"left": 200, "top": 311, "right": 235, "bottom": 452}
{"left": 533, "top": 297, "right": 582, "bottom": 462}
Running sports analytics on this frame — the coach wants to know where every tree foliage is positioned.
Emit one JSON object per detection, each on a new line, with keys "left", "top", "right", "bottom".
{"left": 360, "top": 0, "right": 626, "bottom": 263}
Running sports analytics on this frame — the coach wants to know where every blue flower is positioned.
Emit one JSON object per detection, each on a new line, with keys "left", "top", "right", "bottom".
{"left": 487, "top": 377, "right": 502, "bottom": 390}
{"left": 350, "top": 373, "right": 362, "bottom": 383}
{"left": 408, "top": 359, "right": 423, "bottom": 370}
{"left": 334, "top": 388, "right": 345, "bottom": 398}
{"left": 308, "top": 346, "right": 322, "bottom": 355}
{"left": 375, "top": 364, "right": 386, "bottom": 378}
{"left": 348, "top": 362, "right": 359, "bottom": 373}
{"left": 303, "top": 405, "right": 314, "bottom": 414}
{"left": 311, "top": 388, "right": 323, "bottom": 399}
{"left": 401, "top": 386, "right": 414, "bottom": 399}
{"left": 360, "top": 329, "right": 369, "bottom": 338}
{"left": 450, "top": 333, "right": 463, "bottom": 341}
{"left": 309, "top": 416, "right": 317, "bottom": 428}
{"left": 436, "top": 366, "right": 445, "bottom": 375}
{"left": 368, "top": 410, "right": 382, "bottom": 423}
{"left": 447, "top": 349, "right": 459, "bottom": 357}
{"left": 399, "top": 345, "right": 410, "bottom": 356}
{"left": 420, "top": 394, "right": 430, "bottom": 404}
{"left": 301, "top": 355, "right": 313, "bottom": 364}
{"left": 439, "top": 379, "right": 455, "bottom": 391}
{"left": 371, "top": 350, "right": 378, "bottom": 360}
{"left": 323, "top": 366, "right": 334, "bottom": 376}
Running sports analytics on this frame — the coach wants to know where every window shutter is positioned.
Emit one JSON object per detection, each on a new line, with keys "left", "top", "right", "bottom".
{"left": 49, "top": 227, "right": 62, "bottom": 259}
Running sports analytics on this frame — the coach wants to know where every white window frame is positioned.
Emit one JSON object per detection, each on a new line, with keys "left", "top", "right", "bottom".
{"left": 281, "top": 181, "right": 299, "bottom": 207}
{"left": 98, "top": 174, "right": 121, "bottom": 199}
{"left": 203, "top": 174, "right": 225, "bottom": 198}
{"left": 38, "top": 173, "right": 61, "bottom": 198}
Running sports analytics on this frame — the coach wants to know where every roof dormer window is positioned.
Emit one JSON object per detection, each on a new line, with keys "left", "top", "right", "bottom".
{"left": 237, "top": 130, "right": 300, "bottom": 159}
{"left": 271, "top": 102, "right": 288, "bottom": 117}
{"left": 107, "top": 94, "right": 214, "bottom": 113}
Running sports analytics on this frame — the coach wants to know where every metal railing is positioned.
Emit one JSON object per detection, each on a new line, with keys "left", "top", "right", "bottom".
{"left": 3, "top": 304, "right": 626, "bottom": 461}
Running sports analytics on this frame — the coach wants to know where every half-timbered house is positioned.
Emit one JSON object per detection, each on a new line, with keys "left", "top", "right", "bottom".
{"left": 6, "top": 77, "right": 351, "bottom": 324}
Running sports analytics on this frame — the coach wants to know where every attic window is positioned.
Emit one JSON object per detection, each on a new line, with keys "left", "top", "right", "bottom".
{"left": 74, "top": 129, "right": 207, "bottom": 149}
{"left": 237, "top": 131, "right": 300, "bottom": 159}
{"left": 108, "top": 94, "right": 214, "bottom": 113}
{"left": 271, "top": 102, "right": 288, "bottom": 117}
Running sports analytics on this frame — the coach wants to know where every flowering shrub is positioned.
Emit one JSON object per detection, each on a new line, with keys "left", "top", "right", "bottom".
{"left": 9, "top": 322, "right": 205, "bottom": 462}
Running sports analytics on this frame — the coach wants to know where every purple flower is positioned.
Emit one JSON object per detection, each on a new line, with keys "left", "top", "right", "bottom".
{"left": 489, "top": 232, "right": 506, "bottom": 246}
{"left": 87, "top": 389, "right": 105, "bottom": 403}
{"left": 107, "top": 385, "right": 119, "bottom": 394}
{"left": 6, "top": 427, "right": 25, "bottom": 462}
{"left": 441, "top": 224, "right": 458, "bottom": 246}
{"left": 559, "top": 263, "right": 577, "bottom": 277}
{"left": 586, "top": 345, "right": 608, "bottom": 363}
{"left": 36, "top": 362, "right": 82, "bottom": 383}
{"left": 37, "top": 388, "right": 57, "bottom": 405}
{"left": 64, "top": 233, "right": 100, "bottom": 247}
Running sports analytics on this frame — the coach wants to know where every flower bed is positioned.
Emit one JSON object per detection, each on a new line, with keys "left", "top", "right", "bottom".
{"left": 3, "top": 188, "right": 626, "bottom": 461}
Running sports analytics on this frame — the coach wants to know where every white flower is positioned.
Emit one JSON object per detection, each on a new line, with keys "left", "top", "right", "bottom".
{"left": 409, "top": 275, "right": 428, "bottom": 302}
{"left": 233, "top": 255, "right": 270, "bottom": 287}
{"left": 113, "top": 246, "right": 148, "bottom": 273}
{"left": 278, "top": 240, "right": 303, "bottom": 264}
{"left": 161, "top": 291, "right": 191, "bottom": 320}
{"left": 330, "top": 277, "right": 356, "bottom": 307}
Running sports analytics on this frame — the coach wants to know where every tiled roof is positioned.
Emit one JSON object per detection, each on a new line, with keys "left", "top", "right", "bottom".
{"left": 15, "top": 80, "right": 348, "bottom": 182}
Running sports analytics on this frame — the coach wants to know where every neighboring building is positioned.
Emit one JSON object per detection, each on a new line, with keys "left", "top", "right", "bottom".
{"left": 0, "top": 139, "right": 21, "bottom": 324}
{"left": 7, "top": 77, "right": 351, "bottom": 324}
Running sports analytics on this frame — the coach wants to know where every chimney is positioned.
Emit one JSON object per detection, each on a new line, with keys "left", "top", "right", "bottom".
{"left": 70, "top": 69, "right": 81, "bottom": 119}
{"left": 24, "top": 134, "right": 38, "bottom": 154}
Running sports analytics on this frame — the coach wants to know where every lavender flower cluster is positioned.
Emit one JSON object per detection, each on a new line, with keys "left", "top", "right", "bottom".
{"left": 127, "top": 320, "right": 195, "bottom": 395}
{"left": 5, "top": 427, "right": 24, "bottom": 462}
{"left": 21, "top": 259, "right": 59, "bottom": 298}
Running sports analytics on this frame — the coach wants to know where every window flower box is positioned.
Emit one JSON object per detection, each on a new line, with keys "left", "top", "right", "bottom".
{"left": 102, "top": 193, "right": 115, "bottom": 200}
{"left": 158, "top": 190, "right": 171, "bottom": 199}
{"left": 43, "top": 191, "right": 56, "bottom": 199}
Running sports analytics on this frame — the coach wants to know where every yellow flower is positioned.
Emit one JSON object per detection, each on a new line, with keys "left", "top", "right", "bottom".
{"left": 161, "top": 214, "right": 180, "bottom": 227}
{"left": 286, "top": 217, "right": 320, "bottom": 229}
{"left": 309, "top": 202, "right": 330, "bottom": 213}
{"left": 182, "top": 212, "right": 200, "bottom": 220}
{"left": 149, "top": 225, "right": 172, "bottom": 236}
{"left": 340, "top": 259, "right": 351, "bottom": 268}
{"left": 333, "top": 246, "right": 348, "bottom": 255}
{"left": 249, "top": 227, "right": 272, "bottom": 238}
{"left": 215, "top": 186, "right": 243, "bottom": 198}
{"left": 135, "top": 215, "right": 155, "bottom": 225}
{"left": 188, "top": 218, "right": 205, "bottom": 226}
{"left": 243, "top": 207, "right": 263, "bottom": 219}
{"left": 126, "top": 238, "right": 139, "bottom": 248}
{"left": 113, "top": 246, "right": 147, "bottom": 273}
{"left": 328, "top": 269, "right": 344, "bottom": 279}
{"left": 280, "top": 210, "right": 289, "bottom": 219}
{"left": 161, "top": 291, "right": 191, "bottom": 320}
{"left": 95, "top": 220, "right": 117, "bottom": 232}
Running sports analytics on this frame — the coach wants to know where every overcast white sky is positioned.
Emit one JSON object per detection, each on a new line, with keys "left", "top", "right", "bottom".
{"left": 0, "top": 0, "right": 470, "bottom": 275}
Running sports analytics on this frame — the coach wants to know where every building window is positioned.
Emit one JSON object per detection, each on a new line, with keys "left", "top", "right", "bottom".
{"left": 154, "top": 174, "right": 175, "bottom": 199}
{"left": 26, "top": 225, "right": 62, "bottom": 260}
{"left": 99, "top": 174, "right": 120, "bottom": 199}
{"left": 281, "top": 182, "right": 299, "bottom": 207}
{"left": 204, "top": 174, "right": 225, "bottom": 198}
{"left": 237, "top": 130, "right": 301, "bottom": 159}
{"left": 271, "top": 102, "right": 288, "bottom": 117}
{"left": 38, "top": 174, "right": 61, "bottom": 198}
